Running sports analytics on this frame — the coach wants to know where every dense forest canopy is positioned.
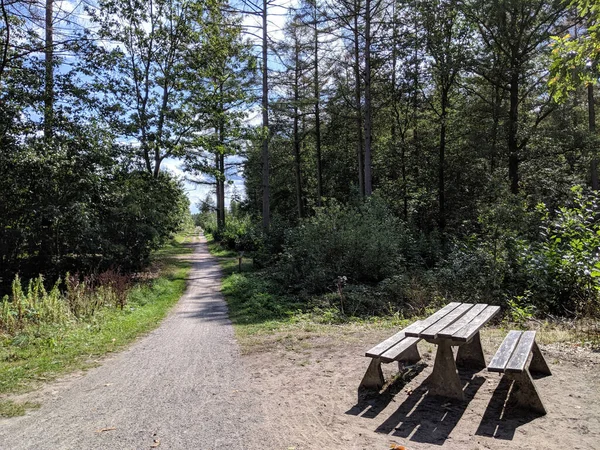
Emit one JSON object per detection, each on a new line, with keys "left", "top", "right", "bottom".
{"left": 2, "top": 0, "right": 600, "bottom": 318}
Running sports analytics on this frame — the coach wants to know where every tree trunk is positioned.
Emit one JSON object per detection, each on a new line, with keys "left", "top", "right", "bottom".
{"left": 508, "top": 69, "right": 519, "bottom": 194}
{"left": 352, "top": 2, "right": 364, "bottom": 197}
{"left": 438, "top": 89, "right": 448, "bottom": 229}
{"left": 313, "top": 7, "right": 323, "bottom": 206}
{"left": 0, "top": 0, "right": 10, "bottom": 83}
{"left": 219, "top": 153, "right": 225, "bottom": 229}
{"left": 589, "top": 84, "right": 598, "bottom": 190}
{"left": 261, "top": 0, "right": 270, "bottom": 231}
{"left": 490, "top": 84, "right": 501, "bottom": 173}
{"left": 363, "top": 0, "right": 373, "bottom": 196}
{"left": 44, "top": 0, "right": 53, "bottom": 141}
{"left": 216, "top": 120, "right": 226, "bottom": 231}
{"left": 293, "top": 39, "right": 304, "bottom": 219}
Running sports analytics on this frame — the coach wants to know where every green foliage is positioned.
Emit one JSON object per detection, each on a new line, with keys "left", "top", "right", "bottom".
{"left": 549, "top": 0, "right": 600, "bottom": 101}
{"left": 506, "top": 291, "right": 536, "bottom": 325}
{"left": 202, "top": 213, "right": 262, "bottom": 253}
{"left": 523, "top": 186, "right": 600, "bottom": 315}
{"left": 275, "top": 198, "right": 414, "bottom": 294}
{"left": 0, "top": 270, "right": 135, "bottom": 334}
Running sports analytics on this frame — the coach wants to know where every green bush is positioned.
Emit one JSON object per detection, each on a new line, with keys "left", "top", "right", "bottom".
{"left": 275, "top": 197, "right": 415, "bottom": 295}
{"left": 521, "top": 186, "right": 600, "bottom": 316}
{"left": 201, "top": 213, "right": 262, "bottom": 253}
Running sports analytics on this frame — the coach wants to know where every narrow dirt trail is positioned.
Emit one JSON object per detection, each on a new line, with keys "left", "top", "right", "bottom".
{"left": 0, "top": 235, "right": 281, "bottom": 450}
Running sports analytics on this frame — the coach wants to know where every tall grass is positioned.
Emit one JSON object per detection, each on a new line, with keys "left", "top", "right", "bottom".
{"left": 1, "top": 270, "right": 132, "bottom": 335}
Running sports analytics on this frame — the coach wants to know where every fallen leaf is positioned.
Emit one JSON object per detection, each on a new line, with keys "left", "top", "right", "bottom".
{"left": 390, "top": 444, "right": 407, "bottom": 450}
{"left": 95, "top": 427, "right": 116, "bottom": 433}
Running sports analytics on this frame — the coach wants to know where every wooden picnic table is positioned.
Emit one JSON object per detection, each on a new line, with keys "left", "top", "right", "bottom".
{"left": 404, "top": 302, "right": 500, "bottom": 400}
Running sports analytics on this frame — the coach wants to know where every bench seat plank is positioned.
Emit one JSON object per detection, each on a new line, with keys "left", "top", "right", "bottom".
{"left": 488, "top": 330, "right": 522, "bottom": 372}
{"left": 451, "top": 305, "right": 501, "bottom": 342}
{"left": 420, "top": 303, "right": 474, "bottom": 339}
{"left": 437, "top": 304, "right": 488, "bottom": 338}
{"left": 380, "top": 336, "right": 421, "bottom": 363}
{"left": 506, "top": 331, "right": 536, "bottom": 373}
{"left": 365, "top": 330, "right": 407, "bottom": 358}
{"left": 404, "top": 302, "right": 461, "bottom": 337}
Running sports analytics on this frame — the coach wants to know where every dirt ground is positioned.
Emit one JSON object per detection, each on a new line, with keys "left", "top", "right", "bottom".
{"left": 242, "top": 327, "right": 600, "bottom": 450}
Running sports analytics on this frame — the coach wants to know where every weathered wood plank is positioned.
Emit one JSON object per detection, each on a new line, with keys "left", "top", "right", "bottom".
{"left": 420, "top": 303, "right": 474, "bottom": 339}
{"left": 437, "top": 304, "right": 488, "bottom": 338}
{"left": 451, "top": 305, "right": 501, "bottom": 342}
{"left": 380, "top": 336, "right": 421, "bottom": 363}
{"left": 365, "top": 331, "right": 406, "bottom": 358}
{"left": 488, "top": 330, "right": 522, "bottom": 372}
{"left": 404, "top": 302, "right": 461, "bottom": 337}
{"left": 506, "top": 331, "right": 536, "bottom": 373}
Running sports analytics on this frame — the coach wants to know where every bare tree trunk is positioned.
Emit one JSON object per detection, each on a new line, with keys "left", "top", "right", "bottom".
{"left": 352, "top": 1, "right": 364, "bottom": 197}
{"left": 439, "top": 89, "right": 448, "bottom": 229}
{"left": 490, "top": 84, "right": 501, "bottom": 173}
{"left": 215, "top": 121, "right": 225, "bottom": 231}
{"left": 293, "top": 39, "right": 304, "bottom": 218}
{"left": 44, "top": 0, "right": 54, "bottom": 141}
{"left": 363, "top": 0, "right": 373, "bottom": 196}
{"left": 589, "top": 84, "right": 598, "bottom": 190}
{"left": 219, "top": 154, "right": 225, "bottom": 228}
{"left": 313, "top": 6, "right": 323, "bottom": 206}
{"left": 508, "top": 69, "right": 519, "bottom": 194}
{"left": 261, "top": 0, "right": 270, "bottom": 231}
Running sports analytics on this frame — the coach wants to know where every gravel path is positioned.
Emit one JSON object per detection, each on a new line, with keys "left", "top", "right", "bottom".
{"left": 0, "top": 235, "right": 279, "bottom": 450}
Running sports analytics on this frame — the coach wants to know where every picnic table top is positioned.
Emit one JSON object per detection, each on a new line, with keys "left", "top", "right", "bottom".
{"left": 404, "top": 302, "right": 500, "bottom": 343}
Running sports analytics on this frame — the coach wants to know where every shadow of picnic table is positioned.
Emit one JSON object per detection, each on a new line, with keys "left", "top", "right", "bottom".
{"left": 347, "top": 367, "right": 544, "bottom": 446}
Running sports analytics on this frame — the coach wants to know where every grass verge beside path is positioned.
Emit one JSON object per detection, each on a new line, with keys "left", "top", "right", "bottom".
{"left": 0, "top": 232, "right": 195, "bottom": 417}
{"left": 205, "top": 234, "right": 414, "bottom": 344}
{"left": 205, "top": 234, "right": 591, "bottom": 354}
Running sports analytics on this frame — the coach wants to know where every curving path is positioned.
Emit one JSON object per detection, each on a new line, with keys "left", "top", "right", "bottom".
{"left": 0, "top": 235, "right": 279, "bottom": 450}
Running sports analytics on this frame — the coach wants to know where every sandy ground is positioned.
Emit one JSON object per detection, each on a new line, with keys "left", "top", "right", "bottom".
{"left": 242, "top": 328, "right": 600, "bottom": 449}
{"left": 0, "top": 236, "right": 282, "bottom": 450}
{"left": 1, "top": 235, "right": 599, "bottom": 449}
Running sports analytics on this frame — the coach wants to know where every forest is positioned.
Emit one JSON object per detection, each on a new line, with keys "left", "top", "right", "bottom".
{"left": 2, "top": 0, "right": 600, "bottom": 322}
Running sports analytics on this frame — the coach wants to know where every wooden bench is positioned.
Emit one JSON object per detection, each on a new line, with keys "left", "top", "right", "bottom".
{"left": 359, "top": 324, "right": 421, "bottom": 390}
{"left": 488, "top": 330, "right": 552, "bottom": 415}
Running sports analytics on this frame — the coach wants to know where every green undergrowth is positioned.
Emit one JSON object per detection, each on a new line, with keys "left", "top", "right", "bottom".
{"left": 205, "top": 235, "right": 597, "bottom": 350}
{"left": 206, "top": 235, "right": 414, "bottom": 338}
{"left": 0, "top": 232, "right": 195, "bottom": 400}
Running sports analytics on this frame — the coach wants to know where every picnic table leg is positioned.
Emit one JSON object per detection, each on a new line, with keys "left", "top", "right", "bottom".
{"left": 506, "top": 369, "right": 547, "bottom": 415}
{"left": 456, "top": 331, "right": 486, "bottom": 370}
{"left": 529, "top": 342, "right": 552, "bottom": 376}
{"left": 397, "top": 343, "right": 421, "bottom": 371}
{"left": 426, "top": 341, "right": 464, "bottom": 401}
{"left": 359, "top": 358, "right": 385, "bottom": 391}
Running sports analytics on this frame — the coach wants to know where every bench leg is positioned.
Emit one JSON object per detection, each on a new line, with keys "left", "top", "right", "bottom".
{"left": 359, "top": 358, "right": 385, "bottom": 391}
{"left": 529, "top": 342, "right": 551, "bottom": 376}
{"left": 427, "top": 341, "right": 464, "bottom": 401}
{"left": 397, "top": 343, "right": 421, "bottom": 371}
{"left": 506, "top": 369, "right": 547, "bottom": 415}
{"left": 456, "top": 332, "right": 486, "bottom": 370}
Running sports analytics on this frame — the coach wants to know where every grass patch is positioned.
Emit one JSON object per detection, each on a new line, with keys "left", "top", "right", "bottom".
{"left": 0, "top": 232, "right": 195, "bottom": 400}
{"left": 0, "top": 399, "right": 40, "bottom": 418}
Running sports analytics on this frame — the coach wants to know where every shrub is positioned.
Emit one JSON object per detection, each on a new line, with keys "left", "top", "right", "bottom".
{"left": 275, "top": 197, "right": 415, "bottom": 295}
{"left": 521, "top": 186, "right": 600, "bottom": 316}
